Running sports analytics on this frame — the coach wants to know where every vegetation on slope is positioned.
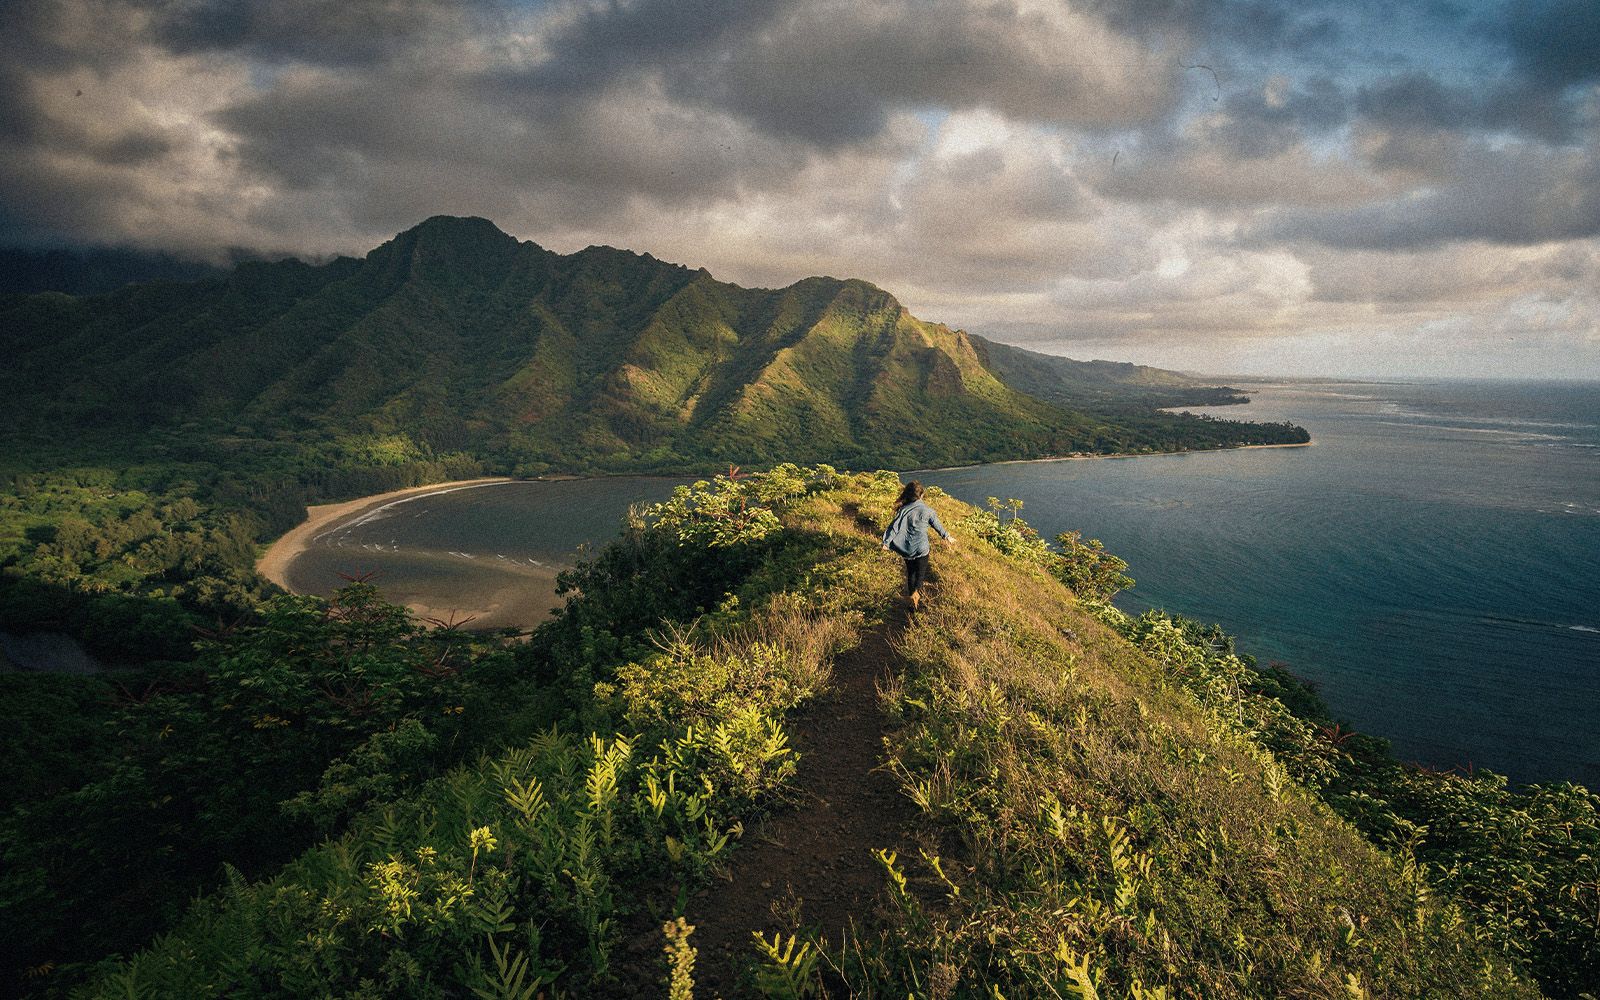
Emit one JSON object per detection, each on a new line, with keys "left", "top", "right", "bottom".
{"left": 890, "top": 491, "right": 1595, "bottom": 998}
{"left": 0, "top": 216, "right": 1304, "bottom": 661}
{"left": 0, "top": 446, "right": 488, "bottom": 664}
{"left": 0, "top": 216, "right": 1305, "bottom": 476}
{"left": 14, "top": 468, "right": 1593, "bottom": 999}
{"left": 970, "top": 334, "right": 1241, "bottom": 410}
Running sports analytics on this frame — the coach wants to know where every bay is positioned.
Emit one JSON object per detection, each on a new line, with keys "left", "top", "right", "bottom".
{"left": 929, "top": 380, "right": 1600, "bottom": 786}
{"left": 284, "top": 476, "right": 688, "bottom": 631}
{"left": 281, "top": 380, "right": 1600, "bottom": 785}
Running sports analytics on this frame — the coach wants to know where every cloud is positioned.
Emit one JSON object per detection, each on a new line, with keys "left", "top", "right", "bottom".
{"left": 1302, "top": 241, "right": 1598, "bottom": 308}
{"left": 1355, "top": 70, "right": 1590, "bottom": 144}
{"left": 0, "top": 0, "right": 1597, "bottom": 376}
{"left": 500, "top": 0, "right": 1186, "bottom": 147}
{"left": 1087, "top": 130, "right": 1385, "bottom": 210}
{"left": 1258, "top": 134, "right": 1600, "bottom": 249}
{"left": 1505, "top": 0, "right": 1600, "bottom": 87}
{"left": 145, "top": 0, "right": 485, "bottom": 66}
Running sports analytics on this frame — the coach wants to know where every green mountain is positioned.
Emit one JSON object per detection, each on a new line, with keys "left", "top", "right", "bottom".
{"left": 970, "top": 333, "right": 1243, "bottom": 409}
{"left": 0, "top": 216, "right": 1304, "bottom": 472}
{"left": 0, "top": 245, "right": 225, "bottom": 296}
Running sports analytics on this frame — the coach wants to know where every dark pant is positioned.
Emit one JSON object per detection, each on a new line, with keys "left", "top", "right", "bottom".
{"left": 903, "top": 554, "right": 930, "bottom": 595}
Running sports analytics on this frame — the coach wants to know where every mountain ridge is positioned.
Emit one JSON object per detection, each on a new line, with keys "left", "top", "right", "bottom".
{"left": 0, "top": 216, "right": 1306, "bottom": 472}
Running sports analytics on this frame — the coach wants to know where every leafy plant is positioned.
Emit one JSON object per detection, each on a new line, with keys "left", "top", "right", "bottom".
{"left": 663, "top": 917, "right": 697, "bottom": 1000}
{"left": 751, "top": 931, "right": 821, "bottom": 999}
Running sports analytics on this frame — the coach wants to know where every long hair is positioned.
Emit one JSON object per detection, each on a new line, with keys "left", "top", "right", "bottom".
{"left": 895, "top": 480, "right": 925, "bottom": 511}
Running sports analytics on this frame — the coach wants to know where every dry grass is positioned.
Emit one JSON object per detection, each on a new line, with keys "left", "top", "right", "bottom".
{"left": 810, "top": 484, "right": 1541, "bottom": 999}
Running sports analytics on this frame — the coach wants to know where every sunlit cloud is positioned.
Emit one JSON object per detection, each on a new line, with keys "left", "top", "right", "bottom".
{"left": 1, "top": 0, "right": 1597, "bottom": 377}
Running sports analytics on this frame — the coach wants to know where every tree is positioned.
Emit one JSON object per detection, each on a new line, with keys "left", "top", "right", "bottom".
{"left": 1052, "top": 530, "right": 1133, "bottom": 602}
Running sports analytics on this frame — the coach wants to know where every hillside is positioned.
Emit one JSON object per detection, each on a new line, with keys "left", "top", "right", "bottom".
{"left": 971, "top": 333, "right": 1245, "bottom": 410}
{"left": 0, "top": 216, "right": 1304, "bottom": 727}
{"left": 0, "top": 246, "right": 226, "bottom": 296}
{"left": 0, "top": 216, "right": 1305, "bottom": 473}
{"left": 19, "top": 467, "right": 1590, "bottom": 999}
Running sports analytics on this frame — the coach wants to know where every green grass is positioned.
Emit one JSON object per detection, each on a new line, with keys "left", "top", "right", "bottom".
{"left": 844, "top": 483, "right": 1538, "bottom": 997}
{"left": 47, "top": 470, "right": 1594, "bottom": 999}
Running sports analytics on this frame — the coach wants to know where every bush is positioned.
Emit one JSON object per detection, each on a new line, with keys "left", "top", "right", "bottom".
{"left": 960, "top": 496, "right": 1133, "bottom": 601}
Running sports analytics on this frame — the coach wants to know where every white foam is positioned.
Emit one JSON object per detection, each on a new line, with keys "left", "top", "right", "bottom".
{"left": 1570, "top": 625, "right": 1600, "bottom": 634}
{"left": 1371, "top": 421, "right": 1569, "bottom": 441}
{"left": 310, "top": 481, "right": 513, "bottom": 544}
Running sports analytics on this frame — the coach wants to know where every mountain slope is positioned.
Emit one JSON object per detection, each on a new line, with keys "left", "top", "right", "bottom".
{"left": 64, "top": 469, "right": 1548, "bottom": 999}
{"left": 0, "top": 245, "right": 225, "bottom": 296}
{"left": 0, "top": 216, "right": 1306, "bottom": 471}
{"left": 970, "top": 332, "right": 1246, "bottom": 409}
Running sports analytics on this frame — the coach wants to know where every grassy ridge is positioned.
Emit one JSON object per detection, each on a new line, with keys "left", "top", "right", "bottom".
{"left": 849, "top": 484, "right": 1547, "bottom": 997}
{"left": 45, "top": 469, "right": 1592, "bottom": 999}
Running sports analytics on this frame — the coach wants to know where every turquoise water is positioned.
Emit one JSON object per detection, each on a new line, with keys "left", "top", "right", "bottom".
{"left": 285, "top": 381, "right": 1600, "bottom": 784}
{"left": 928, "top": 381, "right": 1600, "bottom": 787}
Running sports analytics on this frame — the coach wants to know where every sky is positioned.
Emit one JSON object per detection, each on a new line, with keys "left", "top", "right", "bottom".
{"left": 2, "top": 0, "right": 1598, "bottom": 378}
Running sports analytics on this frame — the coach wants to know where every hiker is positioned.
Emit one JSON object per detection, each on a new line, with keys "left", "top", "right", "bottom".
{"left": 881, "top": 480, "right": 954, "bottom": 611}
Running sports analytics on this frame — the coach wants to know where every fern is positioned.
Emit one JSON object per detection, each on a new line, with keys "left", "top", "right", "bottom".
{"left": 470, "top": 935, "right": 546, "bottom": 1000}
{"left": 751, "top": 930, "right": 821, "bottom": 999}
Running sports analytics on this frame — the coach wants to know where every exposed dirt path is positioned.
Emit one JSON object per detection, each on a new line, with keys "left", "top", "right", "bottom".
{"left": 687, "top": 610, "right": 917, "bottom": 998}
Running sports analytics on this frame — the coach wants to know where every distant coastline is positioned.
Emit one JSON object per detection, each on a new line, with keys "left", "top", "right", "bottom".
{"left": 911, "top": 439, "right": 1313, "bottom": 475}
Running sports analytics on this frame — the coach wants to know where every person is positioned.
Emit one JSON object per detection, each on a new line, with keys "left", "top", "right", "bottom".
{"left": 881, "top": 480, "right": 954, "bottom": 611}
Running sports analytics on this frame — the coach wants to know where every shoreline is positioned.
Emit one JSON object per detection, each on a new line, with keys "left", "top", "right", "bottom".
{"left": 255, "top": 477, "right": 515, "bottom": 590}
{"left": 258, "top": 441, "right": 1312, "bottom": 594}
{"left": 908, "top": 439, "right": 1313, "bottom": 475}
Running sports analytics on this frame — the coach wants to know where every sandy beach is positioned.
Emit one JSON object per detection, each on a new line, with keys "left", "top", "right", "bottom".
{"left": 257, "top": 443, "right": 1312, "bottom": 624}
{"left": 261, "top": 444, "right": 1315, "bottom": 589}
{"left": 395, "top": 567, "right": 564, "bottom": 631}
{"left": 256, "top": 477, "right": 515, "bottom": 590}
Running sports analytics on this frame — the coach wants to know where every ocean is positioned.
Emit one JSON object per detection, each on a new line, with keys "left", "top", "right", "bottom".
{"left": 284, "top": 476, "right": 689, "bottom": 631}
{"left": 285, "top": 380, "right": 1600, "bottom": 786}
{"left": 930, "top": 380, "right": 1600, "bottom": 787}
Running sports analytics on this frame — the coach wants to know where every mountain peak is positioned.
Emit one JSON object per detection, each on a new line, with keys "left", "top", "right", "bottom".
{"left": 404, "top": 215, "right": 518, "bottom": 246}
{"left": 1, "top": 216, "right": 1305, "bottom": 466}
{"left": 365, "top": 216, "right": 524, "bottom": 284}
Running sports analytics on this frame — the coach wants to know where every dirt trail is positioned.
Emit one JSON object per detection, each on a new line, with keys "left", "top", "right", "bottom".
{"left": 687, "top": 612, "right": 917, "bottom": 998}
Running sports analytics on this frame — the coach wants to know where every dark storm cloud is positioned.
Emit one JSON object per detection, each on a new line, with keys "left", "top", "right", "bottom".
{"left": 215, "top": 66, "right": 787, "bottom": 212}
{"left": 0, "top": 2, "right": 76, "bottom": 72}
{"left": 1356, "top": 70, "right": 1588, "bottom": 144}
{"left": 1356, "top": 73, "right": 1477, "bottom": 130}
{"left": 495, "top": 0, "right": 1182, "bottom": 147}
{"left": 1335, "top": 0, "right": 1600, "bottom": 145}
{"left": 701, "top": 1, "right": 1180, "bottom": 142}
{"left": 1083, "top": 0, "right": 1344, "bottom": 60}
{"left": 0, "top": 52, "right": 172, "bottom": 168}
{"left": 517, "top": 0, "right": 790, "bottom": 95}
{"left": 142, "top": 0, "right": 480, "bottom": 66}
{"left": 1506, "top": 0, "right": 1600, "bottom": 87}
{"left": 0, "top": 66, "right": 44, "bottom": 146}
{"left": 1258, "top": 141, "right": 1600, "bottom": 249}
{"left": 1200, "top": 75, "right": 1348, "bottom": 159}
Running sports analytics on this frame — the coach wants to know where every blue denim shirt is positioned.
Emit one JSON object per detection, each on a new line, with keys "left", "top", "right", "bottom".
{"left": 881, "top": 499, "right": 949, "bottom": 559}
